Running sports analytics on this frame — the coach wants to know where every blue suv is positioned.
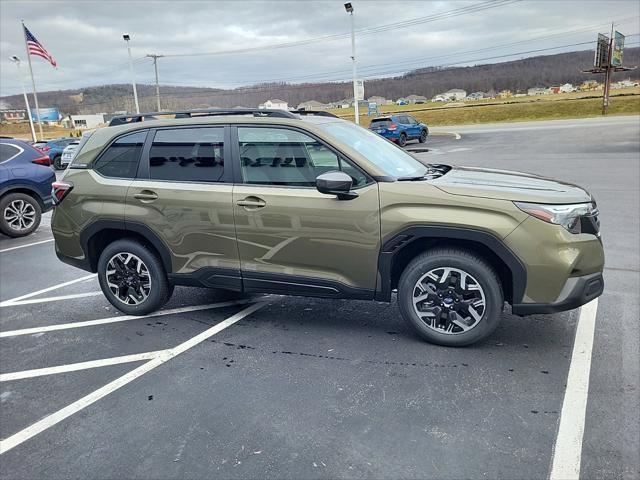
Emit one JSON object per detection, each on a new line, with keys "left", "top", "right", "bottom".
{"left": 34, "top": 137, "right": 75, "bottom": 170}
{"left": 0, "top": 138, "right": 55, "bottom": 237}
{"left": 369, "top": 114, "right": 428, "bottom": 147}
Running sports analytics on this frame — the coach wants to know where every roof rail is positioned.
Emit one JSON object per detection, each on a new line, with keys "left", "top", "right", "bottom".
{"left": 291, "top": 110, "right": 339, "bottom": 118}
{"left": 107, "top": 108, "right": 298, "bottom": 126}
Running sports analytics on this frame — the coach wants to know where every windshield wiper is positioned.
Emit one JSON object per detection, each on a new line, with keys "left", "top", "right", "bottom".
{"left": 397, "top": 175, "right": 428, "bottom": 181}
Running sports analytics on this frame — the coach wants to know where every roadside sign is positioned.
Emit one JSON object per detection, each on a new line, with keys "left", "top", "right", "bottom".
{"left": 594, "top": 33, "right": 609, "bottom": 68}
{"left": 611, "top": 31, "right": 625, "bottom": 67}
{"left": 355, "top": 79, "right": 364, "bottom": 101}
{"left": 367, "top": 102, "right": 379, "bottom": 116}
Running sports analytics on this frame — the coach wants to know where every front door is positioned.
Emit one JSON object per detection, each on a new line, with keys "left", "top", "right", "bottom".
{"left": 126, "top": 125, "right": 240, "bottom": 287}
{"left": 231, "top": 125, "right": 381, "bottom": 298}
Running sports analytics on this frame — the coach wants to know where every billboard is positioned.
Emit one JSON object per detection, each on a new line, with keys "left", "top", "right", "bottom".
{"left": 611, "top": 31, "right": 625, "bottom": 67}
{"left": 355, "top": 79, "right": 364, "bottom": 101}
{"left": 30, "top": 107, "right": 60, "bottom": 122}
{"left": 594, "top": 33, "right": 609, "bottom": 68}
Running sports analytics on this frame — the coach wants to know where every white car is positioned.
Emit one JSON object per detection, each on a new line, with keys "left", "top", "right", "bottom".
{"left": 60, "top": 140, "right": 80, "bottom": 169}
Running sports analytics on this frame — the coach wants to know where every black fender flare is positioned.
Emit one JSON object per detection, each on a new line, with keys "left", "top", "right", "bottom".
{"left": 375, "top": 225, "right": 527, "bottom": 303}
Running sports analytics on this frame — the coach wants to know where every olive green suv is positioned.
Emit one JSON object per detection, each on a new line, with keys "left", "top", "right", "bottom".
{"left": 51, "top": 109, "right": 604, "bottom": 346}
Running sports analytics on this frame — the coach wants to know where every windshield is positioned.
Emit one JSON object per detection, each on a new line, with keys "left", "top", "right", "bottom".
{"left": 317, "top": 121, "right": 427, "bottom": 178}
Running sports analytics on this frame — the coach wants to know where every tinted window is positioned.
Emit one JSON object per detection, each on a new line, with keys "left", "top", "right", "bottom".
{"left": 149, "top": 127, "right": 224, "bottom": 182}
{"left": 238, "top": 127, "right": 368, "bottom": 187}
{"left": 0, "top": 143, "right": 21, "bottom": 162}
{"left": 93, "top": 131, "right": 146, "bottom": 178}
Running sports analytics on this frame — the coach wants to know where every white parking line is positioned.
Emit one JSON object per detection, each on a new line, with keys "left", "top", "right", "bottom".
{"left": 2, "top": 291, "right": 103, "bottom": 307}
{"left": 0, "top": 274, "right": 97, "bottom": 307}
{"left": 549, "top": 298, "right": 599, "bottom": 480}
{"left": 0, "top": 238, "right": 54, "bottom": 253}
{"left": 0, "top": 299, "right": 251, "bottom": 338}
{"left": 0, "top": 350, "right": 169, "bottom": 382}
{"left": 0, "top": 301, "right": 267, "bottom": 455}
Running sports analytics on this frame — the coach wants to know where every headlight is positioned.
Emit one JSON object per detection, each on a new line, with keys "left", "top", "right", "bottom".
{"left": 514, "top": 201, "right": 598, "bottom": 234}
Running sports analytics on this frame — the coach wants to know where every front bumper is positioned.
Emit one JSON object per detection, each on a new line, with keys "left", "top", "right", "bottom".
{"left": 511, "top": 271, "right": 604, "bottom": 315}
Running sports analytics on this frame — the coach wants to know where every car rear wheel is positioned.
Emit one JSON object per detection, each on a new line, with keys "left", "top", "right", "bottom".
{"left": 397, "top": 248, "right": 503, "bottom": 347}
{"left": 419, "top": 129, "right": 428, "bottom": 143}
{"left": 398, "top": 132, "right": 407, "bottom": 147}
{"left": 97, "top": 239, "right": 172, "bottom": 315}
{"left": 0, "top": 193, "right": 42, "bottom": 238}
{"left": 52, "top": 155, "right": 63, "bottom": 170}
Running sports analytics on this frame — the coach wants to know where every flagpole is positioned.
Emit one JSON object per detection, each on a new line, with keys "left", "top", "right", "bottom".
{"left": 10, "top": 56, "right": 37, "bottom": 142}
{"left": 22, "top": 20, "right": 43, "bottom": 140}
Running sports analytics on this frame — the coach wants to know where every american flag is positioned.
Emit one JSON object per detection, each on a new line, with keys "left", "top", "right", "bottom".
{"left": 23, "top": 25, "right": 57, "bottom": 68}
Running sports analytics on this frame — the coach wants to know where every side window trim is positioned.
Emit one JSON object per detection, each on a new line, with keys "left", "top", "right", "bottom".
{"left": 138, "top": 124, "right": 232, "bottom": 184}
{"left": 230, "top": 124, "right": 373, "bottom": 189}
{"left": 91, "top": 129, "right": 149, "bottom": 180}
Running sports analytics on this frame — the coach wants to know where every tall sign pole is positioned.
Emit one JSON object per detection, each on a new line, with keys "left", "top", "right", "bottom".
{"left": 123, "top": 34, "right": 140, "bottom": 114}
{"left": 21, "top": 21, "right": 43, "bottom": 139}
{"left": 602, "top": 22, "right": 614, "bottom": 115}
{"left": 10, "top": 56, "right": 37, "bottom": 142}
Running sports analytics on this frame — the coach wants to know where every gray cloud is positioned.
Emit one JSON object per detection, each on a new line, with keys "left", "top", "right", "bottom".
{"left": 1, "top": 0, "right": 639, "bottom": 96}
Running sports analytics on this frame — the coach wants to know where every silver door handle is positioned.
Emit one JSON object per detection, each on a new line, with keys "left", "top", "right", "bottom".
{"left": 236, "top": 197, "right": 266, "bottom": 208}
{"left": 134, "top": 190, "right": 158, "bottom": 201}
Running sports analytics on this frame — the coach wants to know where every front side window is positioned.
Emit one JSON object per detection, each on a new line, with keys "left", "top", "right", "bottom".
{"left": 149, "top": 127, "right": 224, "bottom": 183}
{"left": 238, "top": 127, "right": 368, "bottom": 187}
{"left": 317, "top": 121, "right": 428, "bottom": 179}
{"left": 93, "top": 130, "right": 146, "bottom": 179}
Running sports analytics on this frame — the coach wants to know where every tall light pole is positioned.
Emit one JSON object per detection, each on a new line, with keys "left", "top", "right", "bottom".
{"left": 123, "top": 34, "right": 140, "bottom": 114}
{"left": 345, "top": 2, "right": 360, "bottom": 125}
{"left": 146, "top": 54, "right": 164, "bottom": 111}
{"left": 10, "top": 55, "right": 37, "bottom": 142}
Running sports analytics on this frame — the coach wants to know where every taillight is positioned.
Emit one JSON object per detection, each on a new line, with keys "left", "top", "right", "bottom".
{"left": 388, "top": 123, "right": 398, "bottom": 130}
{"left": 32, "top": 156, "right": 51, "bottom": 166}
{"left": 52, "top": 181, "right": 73, "bottom": 205}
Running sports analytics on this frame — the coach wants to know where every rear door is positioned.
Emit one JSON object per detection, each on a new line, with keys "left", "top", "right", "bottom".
{"left": 126, "top": 125, "right": 240, "bottom": 284}
{"left": 231, "top": 125, "right": 380, "bottom": 297}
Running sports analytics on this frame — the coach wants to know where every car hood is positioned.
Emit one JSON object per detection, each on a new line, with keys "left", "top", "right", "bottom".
{"left": 431, "top": 165, "right": 592, "bottom": 203}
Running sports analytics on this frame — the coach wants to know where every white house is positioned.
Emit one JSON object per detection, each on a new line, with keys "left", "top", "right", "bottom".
{"left": 443, "top": 89, "right": 467, "bottom": 101}
{"left": 297, "top": 100, "right": 327, "bottom": 110}
{"left": 527, "top": 87, "right": 548, "bottom": 96}
{"left": 259, "top": 99, "right": 288, "bottom": 110}
{"left": 559, "top": 83, "right": 577, "bottom": 93}
{"left": 66, "top": 114, "right": 105, "bottom": 129}
{"left": 406, "top": 94, "right": 428, "bottom": 104}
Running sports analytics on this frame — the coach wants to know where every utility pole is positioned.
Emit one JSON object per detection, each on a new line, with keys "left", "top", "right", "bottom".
{"left": 146, "top": 54, "right": 164, "bottom": 111}
{"left": 602, "top": 22, "right": 614, "bottom": 115}
{"left": 123, "top": 34, "right": 140, "bottom": 114}
{"left": 10, "top": 55, "right": 37, "bottom": 142}
{"left": 345, "top": 3, "right": 360, "bottom": 125}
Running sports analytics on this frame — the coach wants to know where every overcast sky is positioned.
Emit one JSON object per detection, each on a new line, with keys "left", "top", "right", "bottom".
{"left": 1, "top": 0, "right": 638, "bottom": 97}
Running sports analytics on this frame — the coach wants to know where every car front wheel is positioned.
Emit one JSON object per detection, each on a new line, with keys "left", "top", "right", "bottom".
{"left": 419, "top": 129, "right": 428, "bottom": 143}
{"left": 97, "top": 239, "right": 173, "bottom": 315}
{"left": 0, "top": 193, "right": 42, "bottom": 237}
{"left": 397, "top": 248, "right": 503, "bottom": 347}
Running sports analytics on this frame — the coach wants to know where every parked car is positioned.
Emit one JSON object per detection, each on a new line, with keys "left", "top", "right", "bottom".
{"left": 369, "top": 114, "right": 428, "bottom": 147}
{"left": 60, "top": 140, "right": 80, "bottom": 170}
{"left": 0, "top": 138, "right": 55, "bottom": 237}
{"left": 52, "top": 109, "right": 604, "bottom": 347}
{"left": 33, "top": 138, "right": 76, "bottom": 170}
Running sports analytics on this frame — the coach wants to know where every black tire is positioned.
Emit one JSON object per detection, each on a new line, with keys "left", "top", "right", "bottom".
{"left": 418, "top": 129, "right": 428, "bottom": 143}
{"left": 0, "top": 193, "right": 42, "bottom": 238}
{"left": 52, "top": 155, "right": 63, "bottom": 170}
{"left": 97, "top": 239, "right": 172, "bottom": 315}
{"left": 397, "top": 248, "right": 503, "bottom": 347}
{"left": 398, "top": 132, "right": 407, "bottom": 147}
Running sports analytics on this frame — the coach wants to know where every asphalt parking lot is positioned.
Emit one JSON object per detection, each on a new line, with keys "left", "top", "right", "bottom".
{"left": 0, "top": 115, "right": 638, "bottom": 479}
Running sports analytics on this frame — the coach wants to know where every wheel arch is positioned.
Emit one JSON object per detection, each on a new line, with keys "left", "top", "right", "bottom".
{"left": 0, "top": 187, "right": 45, "bottom": 211}
{"left": 79, "top": 220, "right": 173, "bottom": 273}
{"left": 376, "top": 226, "right": 526, "bottom": 304}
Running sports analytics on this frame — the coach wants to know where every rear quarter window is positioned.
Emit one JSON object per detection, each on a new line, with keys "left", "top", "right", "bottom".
{"left": 0, "top": 143, "right": 22, "bottom": 163}
{"left": 92, "top": 131, "right": 147, "bottom": 179}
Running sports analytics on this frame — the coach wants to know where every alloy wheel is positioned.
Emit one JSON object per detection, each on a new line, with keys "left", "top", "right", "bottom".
{"left": 105, "top": 252, "right": 152, "bottom": 305}
{"left": 4, "top": 200, "right": 36, "bottom": 232}
{"left": 412, "top": 267, "right": 486, "bottom": 334}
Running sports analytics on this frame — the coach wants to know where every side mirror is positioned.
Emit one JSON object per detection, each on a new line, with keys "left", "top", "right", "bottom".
{"left": 316, "top": 171, "right": 358, "bottom": 200}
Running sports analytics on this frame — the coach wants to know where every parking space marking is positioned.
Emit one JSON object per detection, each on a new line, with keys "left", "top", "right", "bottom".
{"left": 0, "top": 299, "right": 251, "bottom": 338}
{"left": 0, "top": 274, "right": 97, "bottom": 307}
{"left": 0, "top": 238, "right": 54, "bottom": 253}
{"left": 3, "top": 291, "right": 103, "bottom": 307}
{"left": 0, "top": 350, "right": 170, "bottom": 382}
{"left": 549, "top": 298, "right": 599, "bottom": 480}
{"left": 0, "top": 301, "right": 267, "bottom": 455}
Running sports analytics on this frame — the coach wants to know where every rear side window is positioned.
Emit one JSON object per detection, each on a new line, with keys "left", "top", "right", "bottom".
{"left": 0, "top": 143, "right": 21, "bottom": 162}
{"left": 149, "top": 127, "right": 224, "bottom": 183}
{"left": 93, "top": 131, "right": 146, "bottom": 178}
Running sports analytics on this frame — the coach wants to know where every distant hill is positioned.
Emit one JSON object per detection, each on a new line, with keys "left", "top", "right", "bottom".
{"left": 1, "top": 47, "right": 638, "bottom": 114}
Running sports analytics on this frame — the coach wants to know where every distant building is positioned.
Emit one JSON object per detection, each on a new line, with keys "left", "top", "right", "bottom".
{"left": 297, "top": 100, "right": 327, "bottom": 110}
{"left": 527, "top": 87, "right": 548, "bottom": 96}
{"left": 579, "top": 80, "right": 601, "bottom": 91}
{"left": 559, "top": 83, "right": 576, "bottom": 93}
{"left": 465, "top": 92, "right": 486, "bottom": 100}
{"left": 62, "top": 114, "right": 105, "bottom": 129}
{"left": 548, "top": 86, "right": 561, "bottom": 94}
{"left": 0, "top": 109, "right": 27, "bottom": 123}
{"left": 431, "top": 95, "right": 447, "bottom": 102}
{"left": 443, "top": 89, "right": 467, "bottom": 101}
{"left": 406, "top": 94, "right": 428, "bottom": 104}
{"left": 367, "top": 96, "right": 387, "bottom": 106}
{"left": 259, "top": 99, "right": 288, "bottom": 110}
{"left": 497, "top": 90, "right": 513, "bottom": 98}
